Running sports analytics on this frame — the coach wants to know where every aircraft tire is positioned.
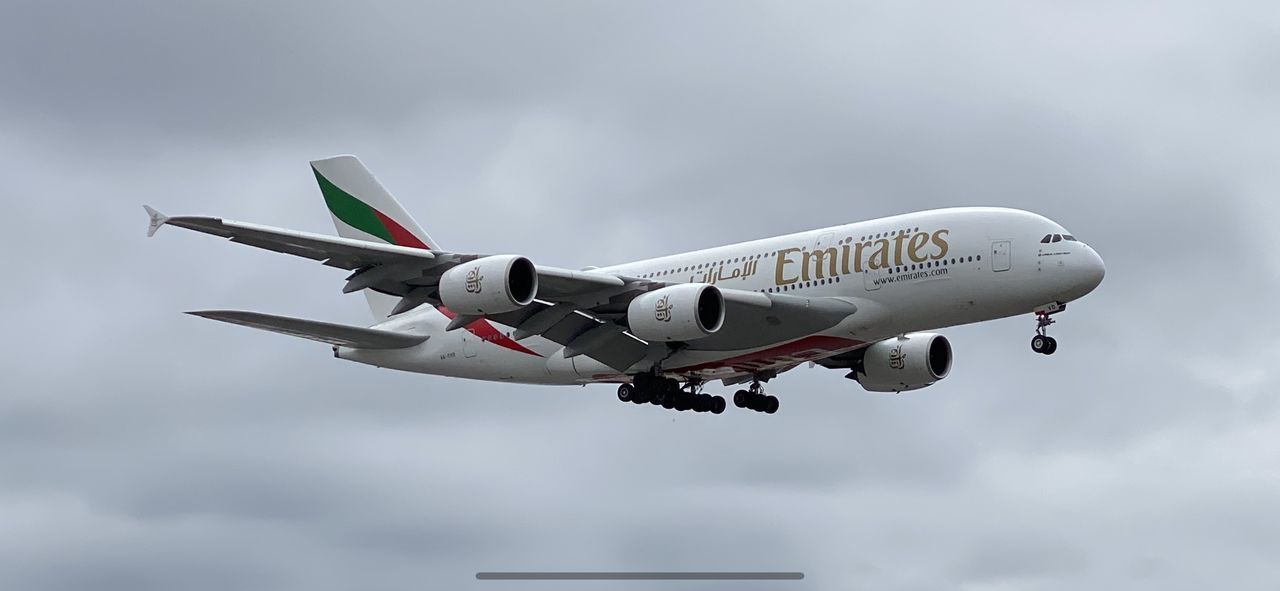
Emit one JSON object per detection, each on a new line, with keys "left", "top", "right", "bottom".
{"left": 617, "top": 383, "right": 635, "bottom": 402}
{"left": 764, "top": 395, "right": 779, "bottom": 414}
{"left": 698, "top": 394, "right": 713, "bottom": 412}
{"left": 1031, "top": 335, "right": 1048, "bottom": 353}
{"left": 733, "top": 390, "right": 749, "bottom": 407}
{"left": 1043, "top": 337, "right": 1058, "bottom": 355}
{"left": 674, "top": 394, "right": 690, "bottom": 411}
{"left": 711, "top": 396, "right": 726, "bottom": 414}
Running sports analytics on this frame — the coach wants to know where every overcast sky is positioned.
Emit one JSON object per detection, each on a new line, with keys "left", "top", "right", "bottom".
{"left": 3, "top": 1, "right": 1279, "bottom": 589}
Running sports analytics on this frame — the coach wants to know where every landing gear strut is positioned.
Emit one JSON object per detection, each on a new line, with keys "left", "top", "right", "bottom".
{"left": 1031, "top": 303, "right": 1064, "bottom": 355}
{"left": 733, "top": 380, "right": 779, "bottom": 414}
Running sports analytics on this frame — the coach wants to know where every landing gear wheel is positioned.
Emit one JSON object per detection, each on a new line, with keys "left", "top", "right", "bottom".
{"left": 711, "top": 396, "right": 726, "bottom": 414}
{"left": 661, "top": 396, "right": 675, "bottom": 410}
{"left": 617, "top": 383, "right": 635, "bottom": 402}
{"left": 1031, "top": 334, "right": 1048, "bottom": 354}
{"left": 674, "top": 393, "right": 691, "bottom": 412}
{"left": 1043, "top": 336, "right": 1058, "bottom": 355}
{"left": 733, "top": 390, "right": 749, "bottom": 408}
{"left": 764, "top": 395, "right": 779, "bottom": 414}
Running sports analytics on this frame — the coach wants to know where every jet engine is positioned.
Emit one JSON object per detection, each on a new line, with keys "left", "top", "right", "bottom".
{"left": 627, "top": 284, "right": 724, "bottom": 342}
{"left": 855, "top": 333, "right": 952, "bottom": 393}
{"left": 439, "top": 255, "right": 538, "bottom": 315}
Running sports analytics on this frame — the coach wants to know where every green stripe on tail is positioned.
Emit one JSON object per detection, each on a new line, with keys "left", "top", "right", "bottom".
{"left": 313, "top": 168, "right": 395, "bottom": 243}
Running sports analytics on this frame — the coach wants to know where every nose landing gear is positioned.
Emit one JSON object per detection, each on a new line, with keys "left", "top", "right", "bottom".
{"left": 1030, "top": 303, "right": 1064, "bottom": 355}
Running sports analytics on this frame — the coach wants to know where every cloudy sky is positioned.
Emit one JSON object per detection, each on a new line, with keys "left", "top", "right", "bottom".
{"left": 3, "top": 1, "right": 1279, "bottom": 589}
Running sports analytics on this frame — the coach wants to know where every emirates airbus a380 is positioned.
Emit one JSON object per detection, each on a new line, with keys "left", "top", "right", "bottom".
{"left": 145, "top": 155, "right": 1105, "bottom": 415}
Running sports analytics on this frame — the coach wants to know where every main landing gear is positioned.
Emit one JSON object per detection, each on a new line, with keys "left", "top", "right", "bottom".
{"left": 617, "top": 374, "right": 726, "bottom": 414}
{"left": 733, "top": 381, "right": 779, "bottom": 414}
{"left": 1030, "top": 303, "right": 1064, "bottom": 355}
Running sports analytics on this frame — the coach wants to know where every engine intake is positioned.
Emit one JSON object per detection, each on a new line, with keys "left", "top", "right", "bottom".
{"left": 439, "top": 255, "right": 538, "bottom": 315}
{"left": 626, "top": 284, "right": 724, "bottom": 342}
{"left": 855, "top": 333, "right": 952, "bottom": 393}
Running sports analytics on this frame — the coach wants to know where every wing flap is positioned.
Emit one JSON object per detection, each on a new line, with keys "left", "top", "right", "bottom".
{"left": 488, "top": 304, "right": 650, "bottom": 371}
{"left": 187, "top": 310, "right": 429, "bottom": 349}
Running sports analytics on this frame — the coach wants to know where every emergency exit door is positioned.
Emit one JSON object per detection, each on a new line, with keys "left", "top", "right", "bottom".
{"left": 991, "top": 240, "right": 1011, "bottom": 272}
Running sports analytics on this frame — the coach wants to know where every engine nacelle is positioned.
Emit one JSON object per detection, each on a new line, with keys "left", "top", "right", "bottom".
{"left": 439, "top": 255, "right": 538, "bottom": 315}
{"left": 626, "top": 284, "right": 724, "bottom": 342}
{"left": 856, "top": 333, "right": 952, "bottom": 393}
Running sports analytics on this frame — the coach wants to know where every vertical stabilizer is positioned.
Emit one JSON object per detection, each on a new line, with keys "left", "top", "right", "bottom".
{"left": 309, "top": 155, "right": 440, "bottom": 320}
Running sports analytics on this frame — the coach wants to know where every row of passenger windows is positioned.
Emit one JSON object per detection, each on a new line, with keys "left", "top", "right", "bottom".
{"left": 764, "top": 276, "right": 842, "bottom": 293}
{"left": 887, "top": 255, "right": 980, "bottom": 273}
{"left": 635, "top": 253, "right": 983, "bottom": 291}
{"left": 758, "top": 254, "right": 981, "bottom": 292}
{"left": 633, "top": 227, "right": 939, "bottom": 278}
{"left": 855, "top": 227, "right": 919, "bottom": 242}
{"left": 637, "top": 251, "right": 775, "bottom": 278}
{"left": 1040, "top": 233, "right": 1077, "bottom": 243}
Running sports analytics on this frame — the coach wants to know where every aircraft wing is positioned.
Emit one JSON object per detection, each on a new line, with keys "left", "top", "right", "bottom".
{"left": 146, "top": 208, "right": 623, "bottom": 293}
{"left": 187, "top": 310, "right": 429, "bottom": 349}
{"left": 146, "top": 209, "right": 438, "bottom": 269}
{"left": 686, "top": 291, "right": 859, "bottom": 351}
{"left": 147, "top": 207, "right": 860, "bottom": 371}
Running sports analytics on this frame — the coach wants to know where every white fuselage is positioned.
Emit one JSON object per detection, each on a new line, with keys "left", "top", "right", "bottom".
{"left": 339, "top": 207, "right": 1105, "bottom": 385}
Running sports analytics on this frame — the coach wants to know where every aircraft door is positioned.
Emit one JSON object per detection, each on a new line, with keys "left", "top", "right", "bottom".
{"left": 991, "top": 240, "right": 1011, "bottom": 272}
{"left": 813, "top": 232, "right": 835, "bottom": 251}
{"left": 863, "top": 268, "right": 884, "bottom": 291}
{"left": 861, "top": 239, "right": 884, "bottom": 291}
{"left": 461, "top": 330, "right": 478, "bottom": 358}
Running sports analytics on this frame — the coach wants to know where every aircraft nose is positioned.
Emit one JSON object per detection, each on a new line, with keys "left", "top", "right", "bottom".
{"left": 1079, "top": 246, "right": 1106, "bottom": 292}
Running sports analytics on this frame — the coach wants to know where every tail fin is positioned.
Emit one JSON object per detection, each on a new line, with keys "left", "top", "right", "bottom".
{"left": 309, "top": 155, "right": 439, "bottom": 320}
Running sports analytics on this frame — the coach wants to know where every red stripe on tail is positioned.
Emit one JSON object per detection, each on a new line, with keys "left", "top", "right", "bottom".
{"left": 372, "top": 210, "right": 430, "bottom": 250}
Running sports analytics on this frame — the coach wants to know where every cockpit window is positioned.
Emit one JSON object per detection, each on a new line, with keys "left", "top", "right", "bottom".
{"left": 1040, "top": 234, "right": 1052, "bottom": 243}
{"left": 1051, "top": 234, "right": 1062, "bottom": 243}
{"left": 1063, "top": 235, "right": 1076, "bottom": 241}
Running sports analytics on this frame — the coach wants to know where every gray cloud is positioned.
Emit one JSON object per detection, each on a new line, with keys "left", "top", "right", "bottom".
{"left": 3, "top": 1, "right": 1279, "bottom": 590}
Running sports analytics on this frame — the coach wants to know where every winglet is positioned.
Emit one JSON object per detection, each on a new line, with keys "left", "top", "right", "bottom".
{"left": 143, "top": 205, "right": 169, "bottom": 237}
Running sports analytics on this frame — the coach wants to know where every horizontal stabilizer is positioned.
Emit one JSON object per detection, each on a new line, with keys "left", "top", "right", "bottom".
{"left": 187, "top": 310, "right": 429, "bottom": 349}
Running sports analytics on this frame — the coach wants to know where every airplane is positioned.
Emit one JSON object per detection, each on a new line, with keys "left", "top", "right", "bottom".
{"left": 144, "top": 155, "right": 1105, "bottom": 415}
